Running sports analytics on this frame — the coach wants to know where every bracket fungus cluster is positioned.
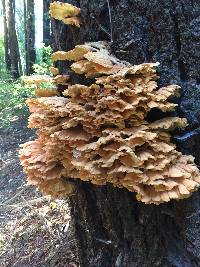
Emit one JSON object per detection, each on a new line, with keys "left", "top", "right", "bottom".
{"left": 49, "top": 1, "right": 80, "bottom": 27}
{"left": 19, "top": 41, "right": 200, "bottom": 204}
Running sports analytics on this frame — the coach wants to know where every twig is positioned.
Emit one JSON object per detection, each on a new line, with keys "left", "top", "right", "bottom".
{"left": 90, "top": 15, "right": 111, "bottom": 38}
{"left": 0, "top": 196, "right": 50, "bottom": 209}
{"left": 106, "top": 0, "right": 113, "bottom": 43}
{"left": 12, "top": 254, "right": 32, "bottom": 267}
{"left": 98, "top": 23, "right": 111, "bottom": 38}
{"left": 3, "top": 186, "right": 27, "bottom": 205}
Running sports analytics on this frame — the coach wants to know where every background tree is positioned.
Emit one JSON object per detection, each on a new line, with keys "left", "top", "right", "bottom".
{"left": 24, "top": 0, "right": 35, "bottom": 75}
{"left": 2, "top": 0, "right": 10, "bottom": 71}
{"left": 3, "top": 0, "right": 22, "bottom": 79}
{"left": 52, "top": 1, "right": 200, "bottom": 266}
{"left": 43, "top": 0, "right": 51, "bottom": 46}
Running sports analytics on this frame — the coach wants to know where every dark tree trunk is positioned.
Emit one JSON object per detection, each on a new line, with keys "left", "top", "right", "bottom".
{"left": 2, "top": 0, "right": 11, "bottom": 71}
{"left": 53, "top": 1, "right": 200, "bottom": 266}
{"left": 24, "top": 0, "right": 36, "bottom": 75}
{"left": 43, "top": 0, "right": 51, "bottom": 46}
{"left": 6, "top": 0, "right": 21, "bottom": 79}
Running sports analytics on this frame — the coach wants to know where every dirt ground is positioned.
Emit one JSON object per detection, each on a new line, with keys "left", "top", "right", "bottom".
{"left": 0, "top": 118, "right": 78, "bottom": 267}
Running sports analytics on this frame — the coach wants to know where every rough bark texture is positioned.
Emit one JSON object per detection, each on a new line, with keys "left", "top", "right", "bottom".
{"left": 6, "top": 0, "right": 21, "bottom": 78}
{"left": 2, "top": 0, "right": 11, "bottom": 71}
{"left": 24, "top": 0, "right": 36, "bottom": 75}
{"left": 53, "top": 1, "right": 200, "bottom": 266}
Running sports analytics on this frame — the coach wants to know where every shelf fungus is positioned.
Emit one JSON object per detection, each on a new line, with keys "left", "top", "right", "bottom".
{"left": 19, "top": 41, "right": 200, "bottom": 204}
{"left": 22, "top": 73, "right": 71, "bottom": 97}
{"left": 49, "top": 1, "right": 80, "bottom": 27}
{"left": 21, "top": 74, "right": 60, "bottom": 97}
{"left": 49, "top": 66, "right": 59, "bottom": 76}
{"left": 21, "top": 75, "right": 53, "bottom": 86}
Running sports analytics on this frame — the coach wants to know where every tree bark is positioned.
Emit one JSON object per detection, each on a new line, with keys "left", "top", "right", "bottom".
{"left": 43, "top": 0, "right": 51, "bottom": 46}
{"left": 6, "top": 0, "right": 21, "bottom": 78}
{"left": 2, "top": 0, "right": 11, "bottom": 71}
{"left": 24, "top": 0, "right": 36, "bottom": 75}
{"left": 53, "top": 1, "right": 200, "bottom": 266}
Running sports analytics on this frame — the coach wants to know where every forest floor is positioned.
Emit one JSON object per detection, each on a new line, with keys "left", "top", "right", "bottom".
{"left": 0, "top": 118, "right": 78, "bottom": 267}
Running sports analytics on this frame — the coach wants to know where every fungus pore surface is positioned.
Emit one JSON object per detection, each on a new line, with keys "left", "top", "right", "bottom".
{"left": 19, "top": 41, "right": 200, "bottom": 204}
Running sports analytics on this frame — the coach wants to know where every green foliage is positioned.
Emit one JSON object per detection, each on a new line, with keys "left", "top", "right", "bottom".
{"left": 33, "top": 44, "right": 53, "bottom": 74}
{"left": 0, "top": 39, "right": 53, "bottom": 128}
{"left": 0, "top": 35, "right": 5, "bottom": 70}
{"left": 0, "top": 34, "right": 8, "bottom": 78}
{"left": 0, "top": 80, "right": 35, "bottom": 128}
{"left": 0, "top": 34, "right": 12, "bottom": 80}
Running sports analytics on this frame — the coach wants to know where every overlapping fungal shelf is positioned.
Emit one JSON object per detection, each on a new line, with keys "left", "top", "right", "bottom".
{"left": 49, "top": 1, "right": 80, "bottom": 27}
{"left": 19, "top": 41, "right": 200, "bottom": 204}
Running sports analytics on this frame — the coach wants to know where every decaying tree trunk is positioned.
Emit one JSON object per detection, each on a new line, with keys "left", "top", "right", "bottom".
{"left": 24, "top": 0, "right": 35, "bottom": 75}
{"left": 53, "top": 1, "right": 200, "bottom": 266}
